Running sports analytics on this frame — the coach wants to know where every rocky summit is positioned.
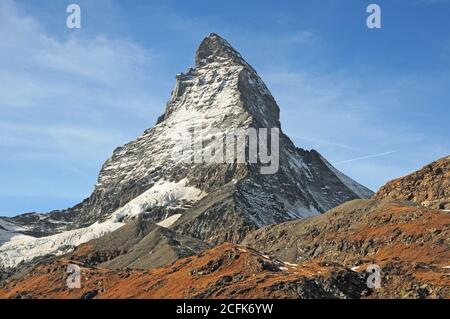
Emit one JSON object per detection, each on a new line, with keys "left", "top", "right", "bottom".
{"left": 0, "top": 34, "right": 373, "bottom": 274}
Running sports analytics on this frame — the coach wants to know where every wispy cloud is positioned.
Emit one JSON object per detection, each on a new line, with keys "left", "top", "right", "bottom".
{"left": 0, "top": 0, "right": 158, "bottom": 109}
{"left": 0, "top": 0, "right": 166, "bottom": 208}
{"left": 289, "top": 135, "right": 363, "bottom": 152}
{"left": 0, "top": 121, "right": 126, "bottom": 165}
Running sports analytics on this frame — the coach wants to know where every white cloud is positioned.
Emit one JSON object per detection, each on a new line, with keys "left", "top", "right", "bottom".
{"left": 0, "top": 0, "right": 156, "bottom": 107}
{"left": 0, "top": 0, "right": 163, "bottom": 144}
{"left": 36, "top": 36, "right": 149, "bottom": 85}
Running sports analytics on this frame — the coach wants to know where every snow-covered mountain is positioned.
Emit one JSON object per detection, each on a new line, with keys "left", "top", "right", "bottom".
{"left": 0, "top": 33, "right": 372, "bottom": 271}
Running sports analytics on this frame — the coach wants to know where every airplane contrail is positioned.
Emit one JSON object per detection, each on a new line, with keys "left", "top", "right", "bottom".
{"left": 333, "top": 151, "right": 396, "bottom": 165}
{"left": 290, "top": 135, "right": 362, "bottom": 152}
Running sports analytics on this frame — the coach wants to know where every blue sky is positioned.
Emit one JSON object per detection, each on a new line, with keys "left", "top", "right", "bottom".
{"left": 0, "top": 0, "right": 449, "bottom": 216}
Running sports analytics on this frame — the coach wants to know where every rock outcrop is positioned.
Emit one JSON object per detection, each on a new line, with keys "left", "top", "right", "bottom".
{"left": 374, "top": 156, "right": 449, "bottom": 210}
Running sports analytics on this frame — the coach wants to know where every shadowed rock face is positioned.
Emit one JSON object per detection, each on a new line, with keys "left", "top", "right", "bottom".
{"left": 374, "top": 156, "right": 449, "bottom": 210}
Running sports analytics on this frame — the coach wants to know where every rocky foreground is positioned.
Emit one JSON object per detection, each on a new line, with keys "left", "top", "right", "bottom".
{"left": 243, "top": 199, "right": 450, "bottom": 298}
{"left": 0, "top": 244, "right": 370, "bottom": 299}
{"left": 1, "top": 199, "right": 448, "bottom": 299}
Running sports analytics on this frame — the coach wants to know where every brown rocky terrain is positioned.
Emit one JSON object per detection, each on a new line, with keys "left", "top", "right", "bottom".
{"left": 0, "top": 244, "right": 370, "bottom": 299}
{"left": 1, "top": 199, "right": 448, "bottom": 299}
{"left": 374, "top": 156, "right": 449, "bottom": 210}
{"left": 243, "top": 199, "right": 450, "bottom": 298}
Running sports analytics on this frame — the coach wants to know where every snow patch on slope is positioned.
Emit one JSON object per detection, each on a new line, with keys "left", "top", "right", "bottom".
{"left": 112, "top": 178, "right": 206, "bottom": 221}
{"left": 0, "top": 219, "right": 35, "bottom": 246}
{"left": 0, "top": 230, "right": 35, "bottom": 246}
{"left": 0, "top": 179, "right": 205, "bottom": 269}
{"left": 0, "top": 219, "right": 30, "bottom": 232}
{"left": 0, "top": 220, "right": 123, "bottom": 269}
{"left": 157, "top": 214, "right": 182, "bottom": 228}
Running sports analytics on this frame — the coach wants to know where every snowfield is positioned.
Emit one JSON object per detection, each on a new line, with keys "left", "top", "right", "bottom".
{"left": 0, "top": 179, "right": 205, "bottom": 269}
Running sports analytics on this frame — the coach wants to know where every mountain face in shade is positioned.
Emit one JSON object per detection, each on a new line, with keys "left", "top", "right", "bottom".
{"left": 0, "top": 33, "right": 372, "bottom": 271}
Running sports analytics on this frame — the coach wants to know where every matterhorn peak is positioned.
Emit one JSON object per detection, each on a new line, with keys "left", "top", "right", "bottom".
{"left": 0, "top": 33, "right": 373, "bottom": 271}
{"left": 195, "top": 33, "right": 251, "bottom": 70}
{"left": 159, "top": 33, "right": 270, "bottom": 125}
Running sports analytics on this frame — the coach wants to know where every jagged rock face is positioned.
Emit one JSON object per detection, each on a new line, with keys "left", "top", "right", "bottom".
{"left": 0, "top": 33, "right": 372, "bottom": 270}
{"left": 374, "top": 156, "right": 449, "bottom": 210}
{"left": 78, "top": 33, "right": 372, "bottom": 243}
